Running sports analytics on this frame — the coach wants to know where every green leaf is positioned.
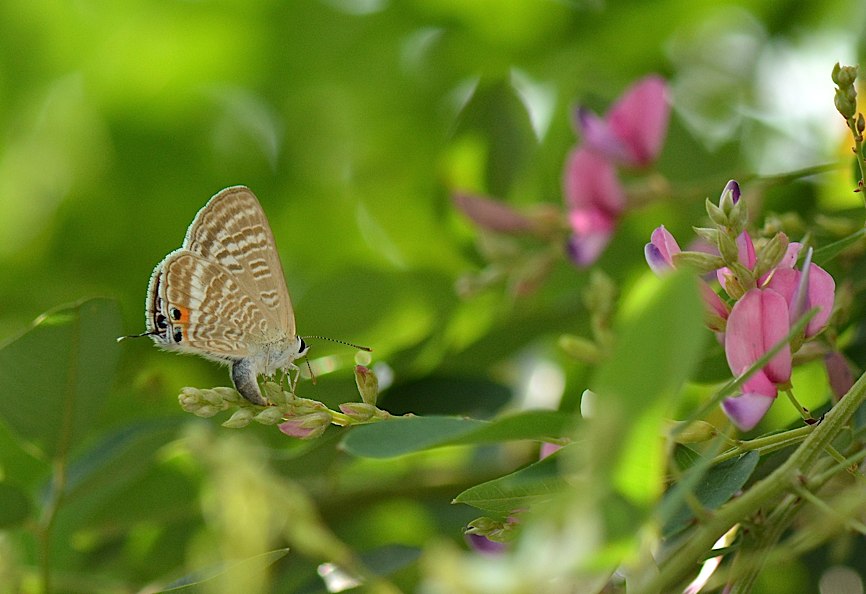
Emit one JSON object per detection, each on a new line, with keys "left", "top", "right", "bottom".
{"left": 340, "top": 411, "right": 576, "bottom": 458}
{"left": 0, "top": 482, "right": 32, "bottom": 528}
{"left": 595, "top": 271, "right": 706, "bottom": 415}
{"left": 661, "top": 451, "right": 759, "bottom": 538}
{"left": 60, "top": 418, "right": 185, "bottom": 506}
{"left": 453, "top": 447, "right": 567, "bottom": 515}
{"left": 157, "top": 548, "right": 290, "bottom": 592}
{"left": 0, "top": 298, "right": 122, "bottom": 460}
{"left": 812, "top": 227, "right": 866, "bottom": 265}
{"left": 588, "top": 272, "right": 706, "bottom": 506}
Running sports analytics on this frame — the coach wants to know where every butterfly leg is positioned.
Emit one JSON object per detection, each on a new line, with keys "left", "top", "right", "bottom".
{"left": 230, "top": 358, "right": 268, "bottom": 406}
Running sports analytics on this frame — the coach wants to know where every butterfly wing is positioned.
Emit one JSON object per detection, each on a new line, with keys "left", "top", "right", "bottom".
{"left": 181, "top": 186, "right": 295, "bottom": 337}
{"left": 148, "top": 250, "right": 270, "bottom": 361}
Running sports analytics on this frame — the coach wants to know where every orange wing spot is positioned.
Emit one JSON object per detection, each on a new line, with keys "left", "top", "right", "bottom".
{"left": 169, "top": 305, "right": 192, "bottom": 325}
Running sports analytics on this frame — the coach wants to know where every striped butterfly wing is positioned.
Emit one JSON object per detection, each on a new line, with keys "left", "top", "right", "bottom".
{"left": 181, "top": 186, "right": 295, "bottom": 338}
{"left": 148, "top": 251, "right": 270, "bottom": 359}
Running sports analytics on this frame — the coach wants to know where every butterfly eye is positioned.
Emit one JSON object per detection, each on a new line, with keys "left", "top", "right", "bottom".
{"left": 298, "top": 337, "right": 309, "bottom": 356}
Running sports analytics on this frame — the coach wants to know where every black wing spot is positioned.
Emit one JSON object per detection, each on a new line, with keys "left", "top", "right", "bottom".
{"left": 171, "top": 307, "right": 182, "bottom": 320}
{"left": 156, "top": 314, "right": 168, "bottom": 329}
{"left": 173, "top": 328, "right": 183, "bottom": 343}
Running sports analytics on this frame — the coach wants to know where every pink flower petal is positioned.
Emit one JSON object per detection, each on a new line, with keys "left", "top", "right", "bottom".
{"left": 605, "top": 75, "right": 670, "bottom": 167}
{"left": 563, "top": 148, "right": 625, "bottom": 215}
{"left": 725, "top": 288, "right": 791, "bottom": 384}
{"left": 575, "top": 107, "right": 632, "bottom": 164}
{"left": 722, "top": 390, "right": 777, "bottom": 431}
{"left": 804, "top": 263, "right": 835, "bottom": 337}
{"left": 645, "top": 225, "right": 681, "bottom": 273}
{"left": 452, "top": 193, "right": 535, "bottom": 234}
{"left": 778, "top": 240, "right": 801, "bottom": 268}
{"left": 765, "top": 265, "right": 835, "bottom": 338}
{"left": 567, "top": 230, "right": 613, "bottom": 267}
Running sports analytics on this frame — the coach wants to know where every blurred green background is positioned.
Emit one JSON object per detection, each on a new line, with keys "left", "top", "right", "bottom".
{"left": 0, "top": 1, "right": 865, "bottom": 592}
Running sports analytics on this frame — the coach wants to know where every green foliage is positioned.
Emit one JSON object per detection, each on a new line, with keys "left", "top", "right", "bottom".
{"left": 2, "top": 2, "right": 866, "bottom": 593}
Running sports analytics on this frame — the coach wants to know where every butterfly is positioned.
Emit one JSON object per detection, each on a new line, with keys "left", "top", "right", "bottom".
{"left": 128, "top": 186, "right": 309, "bottom": 406}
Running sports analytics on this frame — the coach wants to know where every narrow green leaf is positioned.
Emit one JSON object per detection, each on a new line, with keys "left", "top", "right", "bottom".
{"left": 812, "top": 227, "right": 866, "bottom": 265}
{"left": 157, "top": 548, "right": 290, "bottom": 592}
{"left": 340, "top": 411, "right": 575, "bottom": 458}
{"left": 453, "top": 447, "right": 568, "bottom": 515}
{"left": 661, "top": 451, "right": 759, "bottom": 538}
{"left": 0, "top": 298, "right": 122, "bottom": 460}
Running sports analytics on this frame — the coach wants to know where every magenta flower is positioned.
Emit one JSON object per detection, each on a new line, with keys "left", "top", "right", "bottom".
{"left": 644, "top": 225, "right": 681, "bottom": 273}
{"left": 564, "top": 75, "right": 670, "bottom": 267}
{"left": 645, "top": 225, "right": 730, "bottom": 325}
{"left": 564, "top": 148, "right": 625, "bottom": 266}
{"left": 723, "top": 288, "right": 792, "bottom": 431}
{"left": 575, "top": 75, "right": 670, "bottom": 168}
{"left": 764, "top": 262, "right": 835, "bottom": 338}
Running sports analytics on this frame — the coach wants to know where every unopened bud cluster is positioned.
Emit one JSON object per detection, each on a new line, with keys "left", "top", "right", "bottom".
{"left": 177, "top": 366, "right": 395, "bottom": 439}
{"left": 669, "top": 181, "right": 790, "bottom": 300}
{"left": 833, "top": 63, "right": 859, "bottom": 121}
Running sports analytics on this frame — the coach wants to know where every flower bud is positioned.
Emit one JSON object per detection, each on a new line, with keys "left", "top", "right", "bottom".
{"left": 452, "top": 193, "right": 536, "bottom": 234}
{"left": 278, "top": 412, "right": 332, "bottom": 440}
{"left": 671, "top": 251, "right": 726, "bottom": 274}
{"left": 754, "top": 232, "right": 789, "bottom": 279}
{"left": 665, "top": 419, "right": 718, "bottom": 443}
{"left": 253, "top": 406, "right": 286, "bottom": 425}
{"left": 338, "top": 402, "right": 388, "bottom": 422}
{"left": 692, "top": 226, "right": 720, "bottom": 245}
{"left": 178, "top": 388, "right": 203, "bottom": 409}
{"left": 558, "top": 334, "right": 602, "bottom": 364}
{"left": 262, "top": 381, "right": 289, "bottom": 405}
{"left": 354, "top": 365, "right": 379, "bottom": 406}
{"left": 222, "top": 408, "right": 255, "bottom": 428}
{"left": 705, "top": 198, "right": 728, "bottom": 227}
{"left": 717, "top": 231, "right": 740, "bottom": 264}
{"left": 835, "top": 88, "right": 857, "bottom": 119}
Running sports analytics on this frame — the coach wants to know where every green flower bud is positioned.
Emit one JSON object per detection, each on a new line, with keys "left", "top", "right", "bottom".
{"left": 195, "top": 405, "right": 222, "bottom": 419}
{"left": 354, "top": 365, "right": 379, "bottom": 406}
{"left": 253, "top": 406, "right": 286, "bottom": 425}
{"left": 671, "top": 251, "right": 726, "bottom": 275}
{"left": 754, "top": 232, "right": 789, "bottom": 278}
{"left": 692, "top": 226, "right": 720, "bottom": 244}
{"left": 222, "top": 408, "right": 255, "bottom": 428}
{"left": 558, "top": 334, "right": 602, "bottom": 364}
{"left": 338, "top": 402, "right": 388, "bottom": 422}
{"left": 278, "top": 412, "right": 332, "bottom": 440}
{"left": 666, "top": 420, "right": 718, "bottom": 443}
{"left": 262, "top": 381, "right": 289, "bottom": 405}
{"left": 717, "top": 231, "right": 740, "bottom": 264}
{"left": 705, "top": 198, "right": 728, "bottom": 227}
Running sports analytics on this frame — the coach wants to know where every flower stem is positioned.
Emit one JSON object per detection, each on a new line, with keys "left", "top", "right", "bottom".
{"left": 638, "top": 369, "right": 866, "bottom": 593}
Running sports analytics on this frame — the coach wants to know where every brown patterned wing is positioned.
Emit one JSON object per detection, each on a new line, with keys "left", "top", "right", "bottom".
{"left": 153, "top": 250, "right": 273, "bottom": 360}
{"left": 181, "top": 186, "right": 294, "bottom": 336}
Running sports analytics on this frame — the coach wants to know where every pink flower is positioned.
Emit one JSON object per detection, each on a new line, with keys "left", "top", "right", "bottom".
{"left": 644, "top": 225, "right": 681, "bottom": 273}
{"left": 723, "top": 288, "right": 792, "bottom": 431}
{"left": 575, "top": 75, "right": 670, "bottom": 168}
{"left": 645, "top": 225, "right": 730, "bottom": 324}
{"left": 764, "top": 261, "right": 835, "bottom": 338}
{"left": 452, "top": 193, "right": 536, "bottom": 234}
{"left": 564, "top": 75, "right": 670, "bottom": 267}
{"left": 563, "top": 148, "right": 625, "bottom": 266}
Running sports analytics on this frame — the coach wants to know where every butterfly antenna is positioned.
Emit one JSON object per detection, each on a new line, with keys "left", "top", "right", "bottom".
{"left": 301, "top": 336, "right": 372, "bottom": 352}
{"left": 116, "top": 331, "right": 159, "bottom": 343}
